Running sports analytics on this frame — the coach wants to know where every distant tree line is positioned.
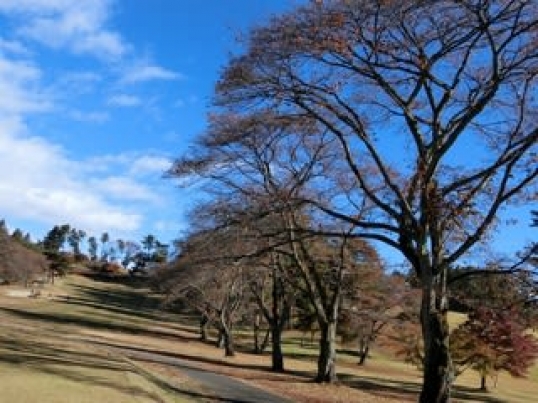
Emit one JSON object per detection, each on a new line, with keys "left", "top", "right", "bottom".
{"left": 0, "top": 218, "right": 169, "bottom": 285}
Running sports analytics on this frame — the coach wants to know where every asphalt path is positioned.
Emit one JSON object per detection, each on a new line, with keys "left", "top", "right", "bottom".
{"left": 114, "top": 346, "right": 293, "bottom": 403}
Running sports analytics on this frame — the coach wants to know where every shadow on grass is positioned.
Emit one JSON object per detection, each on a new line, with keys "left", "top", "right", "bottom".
{"left": 338, "top": 372, "right": 420, "bottom": 401}
{"left": 119, "top": 342, "right": 505, "bottom": 403}
{"left": 68, "top": 281, "right": 201, "bottom": 332}
{"left": 70, "top": 283, "right": 161, "bottom": 312}
{"left": 0, "top": 326, "right": 261, "bottom": 403}
{"left": 0, "top": 333, "right": 166, "bottom": 402}
{"left": 338, "top": 372, "right": 507, "bottom": 403}
{"left": 93, "top": 339, "right": 311, "bottom": 377}
{"left": 58, "top": 294, "right": 195, "bottom": 332}
{"left": 337, "top": 347, "right": 360, "bottom": 357}
{"left": 0, "top": 333, "right": 126, "bottom": 372}
{"left": 2, "top": 274, "right": 507, "bottom": 403}
{"left": 78, "top": 272, "right": 152, "bottom": 288}
{"left": 139, "top": 372, "right": 280, "bottom": 403}
{"left": 451, "top": 385, "right": 507, "bottom": 403}
{"left": 0, "top": 306, "right": 197, "bottom": 343}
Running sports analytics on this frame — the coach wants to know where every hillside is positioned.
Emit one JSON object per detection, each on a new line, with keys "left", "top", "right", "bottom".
{"left": 0, "top": 273, "right": 536, "bottom": 403}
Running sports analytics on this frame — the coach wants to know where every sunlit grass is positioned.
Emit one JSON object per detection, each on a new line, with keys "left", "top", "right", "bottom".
{"left": 0, "top": 276, "right": 189, "bottom": 403}
{"left": 2, "top": 274, "right": 537, "bottom": 403}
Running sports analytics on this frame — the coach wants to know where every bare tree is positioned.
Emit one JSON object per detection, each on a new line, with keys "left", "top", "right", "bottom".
{"left": 341, "top": 271, "right": 417, "bottom": 366}
{"left": 0, "top": 228, "right": 48, "bottom": 287}
{"left": 281, "top": 225, "right": 380, "bottom": 382}
{"left": 207, "top": 1, "right": 538, "bottom": 400}
{"left": 156, "top": 209, "right": 250, "bottom": 357}
{"left": 244, "top": 250, "right": 292, "bottom": 371}
{"left": 170, "top": 108, "right": 386, "bottom": 381}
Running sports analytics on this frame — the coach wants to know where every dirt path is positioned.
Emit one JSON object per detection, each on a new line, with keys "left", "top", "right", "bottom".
{"left": 113, "top": 347, "right": 293, "bottom": 403}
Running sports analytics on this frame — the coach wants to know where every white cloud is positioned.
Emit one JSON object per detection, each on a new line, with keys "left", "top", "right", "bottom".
{"left": 0, "top": 116, "right": 169, "bottom": 236}
{"left": 0, "top": 37, "right": 30, "bottom": 56}
{"left": 55, "top": 71, "right": 102, "bottom": 96}
{"left": 107, "top": 94, "right": 141, "bottom": 107}
{"left": 0, "top": 0, "right": 181, "bottom": 243}
{"left": 82, "top": 152, "right": 171, "bottom": 177}
{"left": 18, "top": 186, "right": 142, "bottom": 232}
{"left": 73, "top": 30, "right": 126, "bottom": 60}
{"left": 92, "top": 176, "right": 163, "bottom": 204}
{"left": 121, "top": 63, "right": 183, "bottom": 84}
{"left": 83, "top": 153, "right": 132, "bottom": 173}
{"left": 129, "top": 155, "right": 172, "bottom": 176}
{"left": 0, "top": 56, "right": 51, "bottom": 115}
{"left": 69, "top": 109, "right": 109, "bottom": 123}
{"left": 0, "top": 0, "right": 128, "bottom": 61}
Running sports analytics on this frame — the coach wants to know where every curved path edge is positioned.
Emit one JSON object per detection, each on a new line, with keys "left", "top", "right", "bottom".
{"left": 112, "top": 346, "right": 293, "bottom": 403}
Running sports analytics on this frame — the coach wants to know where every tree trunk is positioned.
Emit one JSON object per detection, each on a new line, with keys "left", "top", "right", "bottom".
{"left": 253, "top": 312, "right": 261, "bottom": 353}
{"left": 419, "top": 278, "right": 453, "bottom": 403}
{"left": 316, "top": 321, "right": 337, "bottom": 383}
{"left": 260, "top": 328, "right": 271, "bottom": 352}
{"left": 223, "top": 328, "right": 235, "bottom": 357}
{"left": 480, "top": 374, "right": 487, "bottom": 391}
{"left": 358, "top": 336, "right": 370, "bottom": 366}
{"left": 200, "top": 313, "right": 209, "bottom": 342}
{"left": 271, "top": 324, "right": 284, "bottom": 372}
{"left": 218, "top": 309, "right": 235, "bottom": 357}
{"left": 216, "top": 328, "right": 225, "bottom": 348}
{"left": 269, "top": 263, "right": 287, "bottom": 370}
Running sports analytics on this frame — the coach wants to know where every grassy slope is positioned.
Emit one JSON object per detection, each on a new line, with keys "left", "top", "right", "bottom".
{"left": 0, "top": 275, "right": 188, "bottom": 403}
{"left": 1, "top": 274, "right": 536, "bottom": 403}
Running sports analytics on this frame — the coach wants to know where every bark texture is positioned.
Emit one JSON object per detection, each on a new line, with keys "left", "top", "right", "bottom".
{"left": 316, "top": 321, "right": 338, "bottom": 383}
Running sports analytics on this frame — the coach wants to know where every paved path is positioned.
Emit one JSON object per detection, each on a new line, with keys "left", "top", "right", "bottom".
{"left": 114, "top": 347, "right": 293, "bottom": 403}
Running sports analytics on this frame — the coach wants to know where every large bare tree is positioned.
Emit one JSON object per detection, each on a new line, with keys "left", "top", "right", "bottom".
{"left": 200, "top": 1, "right": 538, "bottom": 401}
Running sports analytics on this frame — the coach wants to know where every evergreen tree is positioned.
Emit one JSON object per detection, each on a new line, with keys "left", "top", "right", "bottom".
{"left": 11, "top": 228, "right": 24, "bottom": 243}
{"left": 88, "top": 236, "right": 98, "bottom": 261}
{"left": 100, "top": 232, "right": 110, "bottom": 261}
{"left": 0, "top": 219, "right": 7, "bottom": 236}
{"left": 42, "top": 224, "right": 71, "bottom": 283}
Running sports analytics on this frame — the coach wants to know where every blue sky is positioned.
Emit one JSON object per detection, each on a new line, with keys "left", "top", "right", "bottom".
{"left": 0, "top": 0, "right": 534, "bottom": 265}
{"left": 0, "top": 0, "right": 301, "bottom": 247}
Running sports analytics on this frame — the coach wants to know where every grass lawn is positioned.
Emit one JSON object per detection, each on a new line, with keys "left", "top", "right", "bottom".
{"left": 0, "top": 275, "right": 188, "bottom": 403}
{"left": 1, "top": 273, "right": 536, "bottom": 403}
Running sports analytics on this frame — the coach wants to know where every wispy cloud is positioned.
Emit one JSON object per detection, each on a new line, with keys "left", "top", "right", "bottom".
{"left": 129, "top": 155, "right": 172, "bottom": 176}
{"left": 0, "top": 118, "right": 170, "bottom": 236}
{"left": 0, "top": 0, "right": 181, "bottom": 242}
{"left": 69, "top": 110, "right": 109, "bottom": 123}
{"left": 0, "top": 0, "right": 128, "bottom": 61}
{"left": 91, "top": 176, "right": 163, "bottom": 204}
{"left": 84, "top": 153, "right": 172, "bottom": 178}
{"left": 107, "top": 94, "right": 141, "bottom": 107}
{"left": 0, "top": 37, "right": 30, "bottom": 56}
{"left": 0, "top": 56, "right": 52, "bottom": 114}
{"left": 56, "top": 71, "right": 102, "bottom": 96}
{"left": 120, "top": 62, "right": 183, "bottom": 84}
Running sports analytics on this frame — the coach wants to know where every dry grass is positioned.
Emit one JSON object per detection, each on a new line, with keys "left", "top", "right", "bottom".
{"left": 1, "top": 274, "right": 537, "bottom": 403}
{"left": 0, "top": 277, "right": 186, "bottom": 403}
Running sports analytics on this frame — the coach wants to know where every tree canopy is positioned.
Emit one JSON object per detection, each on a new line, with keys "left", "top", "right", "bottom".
{"left": 170, "top": 1, "right": 538, "bottom": 401}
